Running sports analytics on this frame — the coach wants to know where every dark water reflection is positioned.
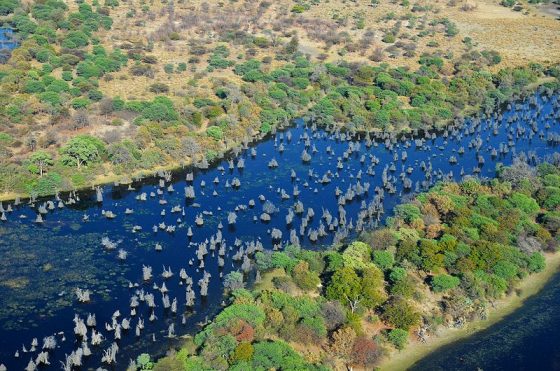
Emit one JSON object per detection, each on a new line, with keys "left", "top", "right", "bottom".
{"left": 0, "top": 93, "right": 559, "bottom": 369}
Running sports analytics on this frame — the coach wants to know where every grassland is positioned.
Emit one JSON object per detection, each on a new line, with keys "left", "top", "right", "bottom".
{"left": 0, "top": 0, "right": 559, "bottom": 198}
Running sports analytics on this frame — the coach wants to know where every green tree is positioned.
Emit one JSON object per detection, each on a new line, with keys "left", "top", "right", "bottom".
{"left": 59, "top": 135, "right": 105, "bottom": 168}
{"left": 388, "top": 328, "right": 408, "bottom": 350}
{"left": 361, "top": 266, "right": 388, "bottom": 309}
{"left": 431, "top": 274, "right": 460, "bottom": 292}
{"left": 382, "top": 299, "right": 420, "bottom": 330}
{"left": 251, "top": 340, "right": 311, "bottom": 370}
{"left": 292, "top": 261, "right": 320, "bottom": 291}
{"left": 326, "top": 267, "right": 362, "bottom": 313}
{"left": 27, "top": 151, "right": 53, "bottom": 177}
{"left": 342, "top": 241, "right": 372, "bottom": 269}
{"left": 0, "top": 0, "right": 19, "bottom": 15}
{"left": 231, "top": 342, "right": 254, "bottom": 363}
{"left": 373, "top": 250, "right": 395, "bottom": 270}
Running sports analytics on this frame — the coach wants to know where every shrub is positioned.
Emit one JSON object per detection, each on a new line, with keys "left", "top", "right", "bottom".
{"left": 0, "top": 0, "right": 19, "bottom": 15}
{"left": 383, "top": 33, "right": 396, "bottom": 43}
{"left": 88, "top": 90, "right": 103, "bottom": 101}
{"left": 136, "top": 353, "right": 154, "bottom": 370}
{"left": 149, "top": 83, "right": 169, "bottom": 93}
{"left": 351, "top": 337, "right": 381, "bottom": 366}
{"left": 382, "top": 299, "right": 420, "bottom": 330}
{"left": 388, "top": 328, "right": 408, "bottom": 350}
{"left": 206, "top": 126, "right": 223, "bottom": 140}
{"left": 71, "top": 98, "right": 90, "bottom": 109}
{"left": 291, "top": 4, "right": 305, "bottom": 13}
{"left": 373, "top": 250, "right": 395, "bottom": 270}
{"left": 528, "top": 253, "right": 546, "bottom": 273}
{"left": 292, "top": 261, "right": 320, "bottom": 291}
{"left": 389, "top": 267, "right": 407, "bottom": 283}
{"left": 164, "top": 63, "right": 174, "bottom": 74}
{"left": 231, "top": 342, "right": 254, "bottom": 363}
{"left": 431, "top": 274, "right": 460, "bottom": 292}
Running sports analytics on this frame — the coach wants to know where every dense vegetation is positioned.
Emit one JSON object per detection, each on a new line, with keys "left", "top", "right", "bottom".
{"left": 1, "top": 0, "right": 559, "bottom": 198}
{"left": 147, "top": 160, "right": 560, "bottom": 370}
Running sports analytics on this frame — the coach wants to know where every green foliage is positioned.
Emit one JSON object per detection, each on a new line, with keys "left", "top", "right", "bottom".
{"left": 389, "top": 267, "right": 407, "bottom": 283}
{"left": 528, "top": 253, "right": 546, "bottom": 273}
{"left": 59, "top": 135, "right": 105, "bottom": 168}
{"left": 342, "top": 241, "right": 372, "bottom": 269}
{"left": 27, "top": 172, "right": 63, "bottom": 196}
{"left": 394, "top": 204, "right": 421, "bottom": 223}
{"left": 39, "top": 91, "right": 62, "bottom": 106}
{"left": 382, "top": 299, "right": 420, "bottom": 330}
{"left": 140, "top": 97, "right": 179, "bottom": 122}
{"left": 231, "top": 342, "right": 254, "bottom": 363}
{"left": 291, "top": 4, "right": 306, "bottom": 13}
{"left": 493, "top": 260, "right": 518, "bottom": 281}
{"left": 136, "top": 353, "right": 154, "bottom": 370}
{"left": 388, "top": 328, "right": 408, "bottom": 350}
{"left": 292, "top": 261, "right": 320, "bottom": 291}
{"left": 326, "top": 267, "right": 362, "bottom": 307}
{"left": 27, "top": 151, "right": 53, "bottom": 176}
{"left": 206, "top": 126, "right": 224, "bottom": 140}
{"left": 71, "top": 97, "right": 90, "bottom": 109}
{"left": 431, "top": 274, "right": 461, "bottom": 292}
{"left": 373, "top": 250, "right": 395, "bottom": 270}
{"left": 0, "top": 0, "right": 19, "bottom": 15}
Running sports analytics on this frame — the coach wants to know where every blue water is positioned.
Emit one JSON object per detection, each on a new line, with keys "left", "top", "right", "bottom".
{"left": 0, "top": 28, "right": 18, "bottom": 51}
{"left": 0, "top": 93, "right": 558, "bottom": 369}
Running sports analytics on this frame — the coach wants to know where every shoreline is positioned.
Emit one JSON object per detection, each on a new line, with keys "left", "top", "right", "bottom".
{"left": 0, "top": 82, "right": 554, "bottom": 203}
{"left": 378, "top": 251, "right": 560, "bottom": 371}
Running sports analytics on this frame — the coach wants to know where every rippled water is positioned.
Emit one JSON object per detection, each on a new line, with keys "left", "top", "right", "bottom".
{"left": 0, "top": 94, "right": 558, "bottom": 369}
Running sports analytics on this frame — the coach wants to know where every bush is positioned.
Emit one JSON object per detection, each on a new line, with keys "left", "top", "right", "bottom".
{"left": 291, "top": 4, "right": 305, "bottom": 13}
{"left": 206, "top": 126, "right": 223, "bottom": 140}
{"left": 164, "top": 63, "right": 174, "bottom": 74}
{"left": 388, "top": 328, "right": 408, "bottom": 350}
{"left": 389, "top": 267, "right": 407, "bottom": 283}
{"left": 71, "top": 98, "right": 90, "bottom": 109}
{"left": 382, "top": 299, "right": 420, "bottom": 330}
{"left": 373, "top": 250, "right": 395, "bottom": 270}
{"left": 88, "top": 90, "right": 103, "bottom": 101}
{"left": 231, "top": 342, "right": 254, "bottom": 363}
{"left": 528, "top": 253, "right": 546, "bottom": 273}
{"left": 149, "top": 83, "right": 169, "bottom": 93}
{"left": 431, "top": 274, "right": 460, "bottom": 292}
{"left": 292, "top": 261, "right": 320, "bottom": 291}
{"left": 136, "top": 353, "right": 154, "bottom": 370}
{"left": 382, "top": 33, "right": 396, "bottom": 43}
{"left": 0, "top": 0, "right": 19, "bottom": 15}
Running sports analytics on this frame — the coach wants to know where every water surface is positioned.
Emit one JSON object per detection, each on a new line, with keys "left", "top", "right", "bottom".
{"left": 0, "top": 94, "right": 558, "bottom": 369}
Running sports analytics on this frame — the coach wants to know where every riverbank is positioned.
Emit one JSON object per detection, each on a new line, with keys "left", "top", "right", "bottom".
{"left": 1, "top": 80, "right": 556, "bottom": 204}
{"left": 378, "top": 252, "right": 560, "bottom": 371}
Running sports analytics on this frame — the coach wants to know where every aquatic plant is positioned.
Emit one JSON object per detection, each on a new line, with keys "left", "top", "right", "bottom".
{"left": 42, "top": 336, "right": 56, "bottom": 350}
{"left": 101, "top": 236, "right": 120, "bottom": 250}
{"left": 101, "top": 342, "right": 118, "bottom": 365}
{"left": 75, "top": 288, "right": 91, "bottom": 303}
{"left": 142, "top": 265, "right": 153, "bottom": 281}
{"left": 184, "top": 185, "right": 196, "bottom": 199}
